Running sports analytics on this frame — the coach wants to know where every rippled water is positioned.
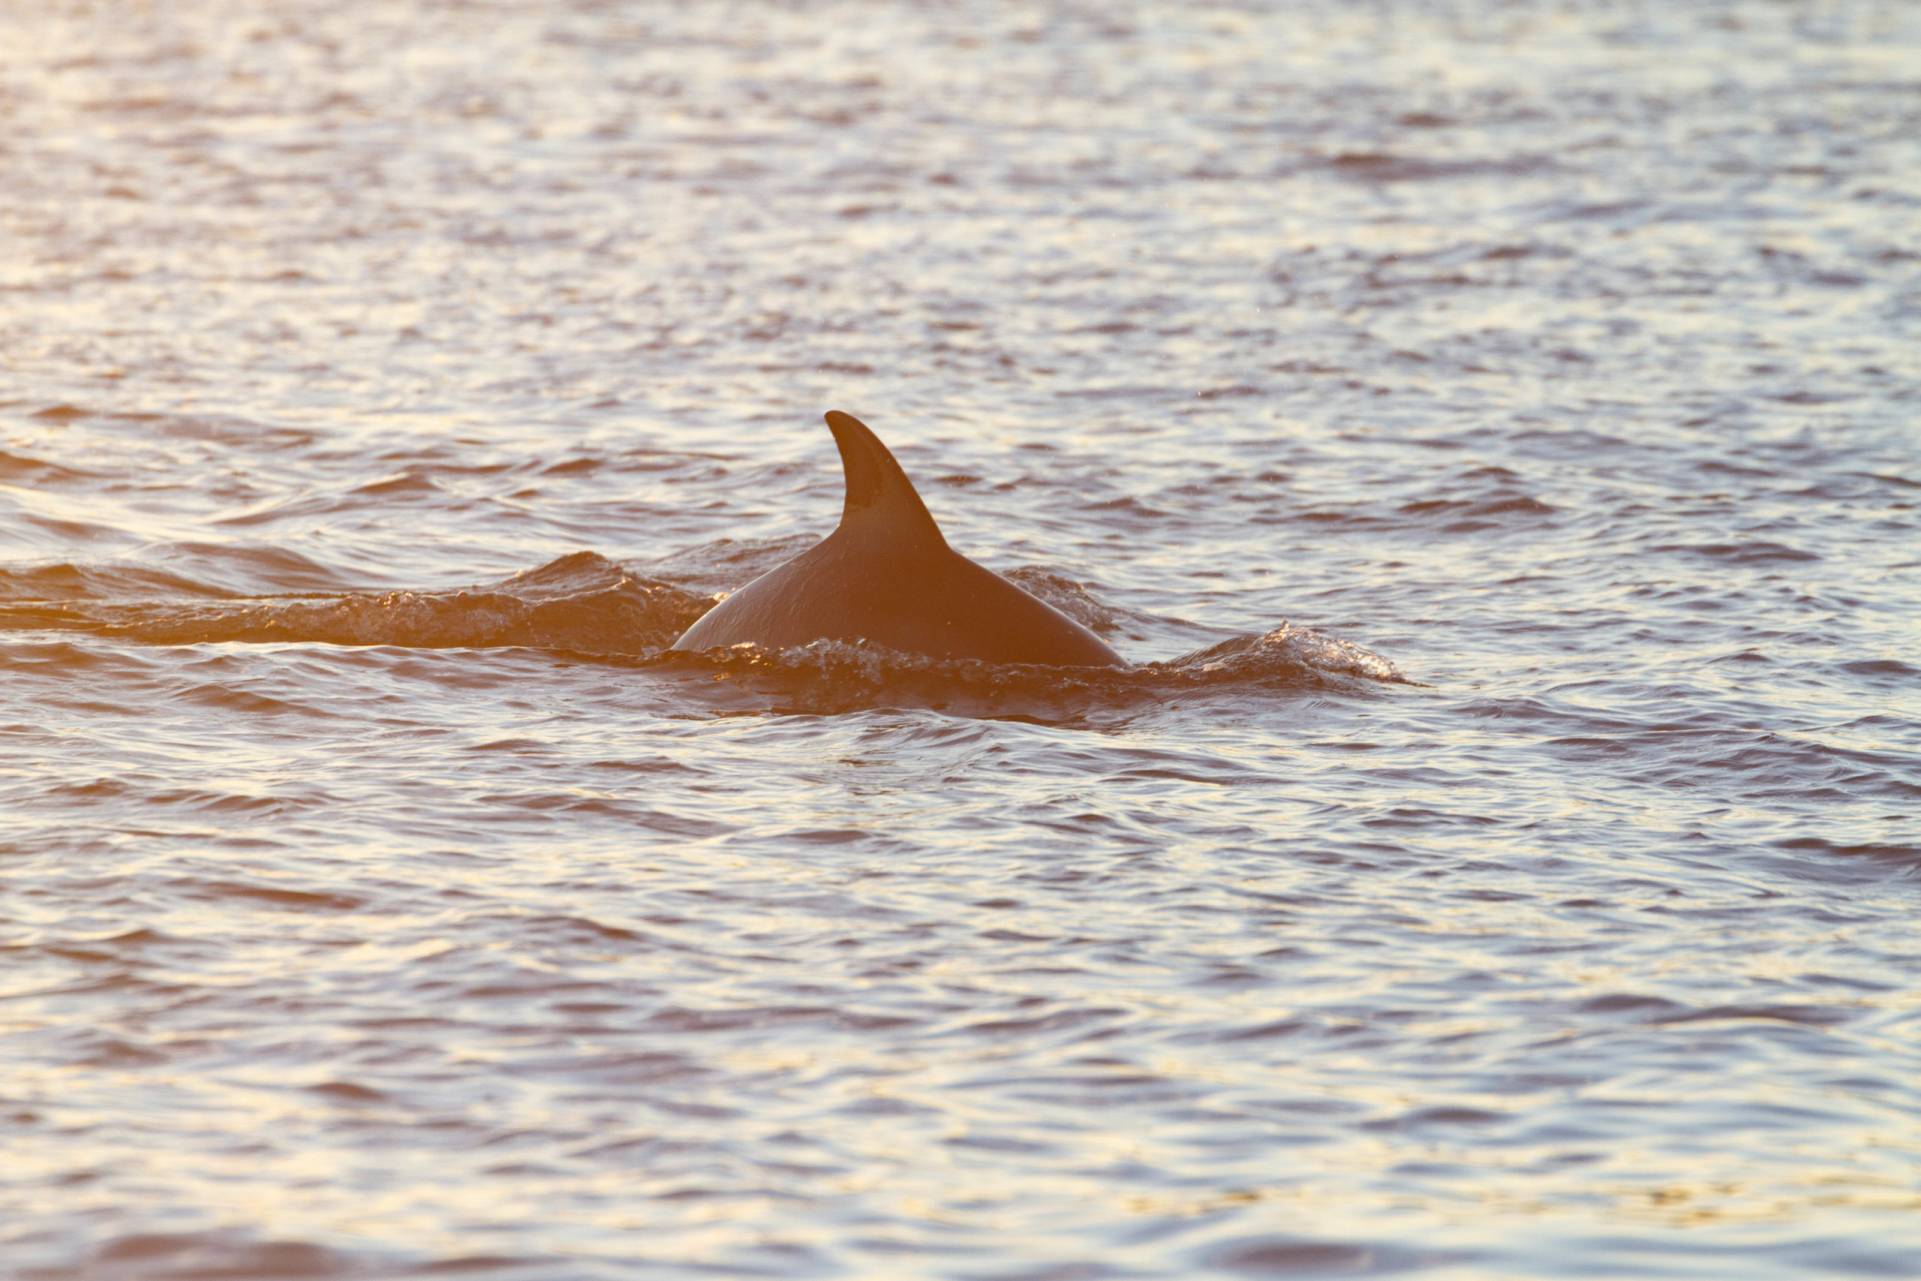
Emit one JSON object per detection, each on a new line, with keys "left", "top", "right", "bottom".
{"left": 4, "top": 2, "right": 1919, "bottom": 1278}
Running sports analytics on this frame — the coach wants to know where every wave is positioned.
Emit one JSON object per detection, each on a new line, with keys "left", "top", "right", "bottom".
{"left": 0, "top": 551, "right": 1408, "bottom": 705}
{"left": 0, "top": 552, "right": 699, "bottom": 654}
{"left": 648, "top": 625, "right": 1405, "bottom": 719}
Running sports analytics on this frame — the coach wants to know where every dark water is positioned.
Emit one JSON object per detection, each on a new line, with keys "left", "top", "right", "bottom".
{"left": 4, "top": 2, "right": 1919, "bottom": 1278}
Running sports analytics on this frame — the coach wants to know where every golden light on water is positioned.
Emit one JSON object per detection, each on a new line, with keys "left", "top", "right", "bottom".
{"left": 3, "top": 0, "right": 1919, "bottom": 1276}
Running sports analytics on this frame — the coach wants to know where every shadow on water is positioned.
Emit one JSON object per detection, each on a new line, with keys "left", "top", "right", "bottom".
{"left": 0, "top": 551, "right": 1408, "bottom": 720}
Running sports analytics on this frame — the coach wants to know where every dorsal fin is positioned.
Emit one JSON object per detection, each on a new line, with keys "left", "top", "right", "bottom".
{"left": 824, "top": 410, "right": 947, "bottom": 547}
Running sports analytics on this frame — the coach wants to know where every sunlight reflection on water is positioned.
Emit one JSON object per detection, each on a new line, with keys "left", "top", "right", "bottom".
{"left": 2, "top": 0, "right": 1920, "bottom": 1278}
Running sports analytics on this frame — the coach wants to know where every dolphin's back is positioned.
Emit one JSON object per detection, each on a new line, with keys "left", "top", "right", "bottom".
{"left": 669, "top": 412, "right": 1125, "bottom": 668}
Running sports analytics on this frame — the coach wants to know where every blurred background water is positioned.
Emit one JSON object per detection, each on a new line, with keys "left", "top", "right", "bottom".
{"left": 2, "top": 1, "right": 1918, "bottom": 1278}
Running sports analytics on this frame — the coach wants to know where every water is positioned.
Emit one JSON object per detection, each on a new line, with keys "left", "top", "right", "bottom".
{"left": 3, "top": 1, "right": 1919, "bottom": 1277}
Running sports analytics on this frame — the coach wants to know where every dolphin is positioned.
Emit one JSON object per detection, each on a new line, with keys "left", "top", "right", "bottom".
{"left": 670, "top": 411, "right": 1126, "bottom": 667}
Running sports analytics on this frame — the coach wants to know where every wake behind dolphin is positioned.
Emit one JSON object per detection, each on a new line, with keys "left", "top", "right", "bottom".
{"left": 669, "top": 412, "right": 1126, "bottom": 667}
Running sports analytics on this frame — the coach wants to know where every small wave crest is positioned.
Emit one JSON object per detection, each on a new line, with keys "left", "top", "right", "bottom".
{"left": 0, "top": 552, "right": 709, "bottom": 655}
{"left": 1166, "top": 626, "right": 1407, "bottom": 685}
{"left": 654, "top": 625, "right": 1405, "bottom": 718}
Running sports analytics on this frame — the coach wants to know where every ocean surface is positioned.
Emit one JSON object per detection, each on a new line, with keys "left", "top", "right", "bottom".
{"left": 3, "top": 2, "right": 1918, "bottom": 1278}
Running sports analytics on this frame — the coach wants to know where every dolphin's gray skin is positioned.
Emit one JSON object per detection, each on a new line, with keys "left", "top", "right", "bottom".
{"left": 670, "top": 411, "right": 1126, "bottom": 667}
